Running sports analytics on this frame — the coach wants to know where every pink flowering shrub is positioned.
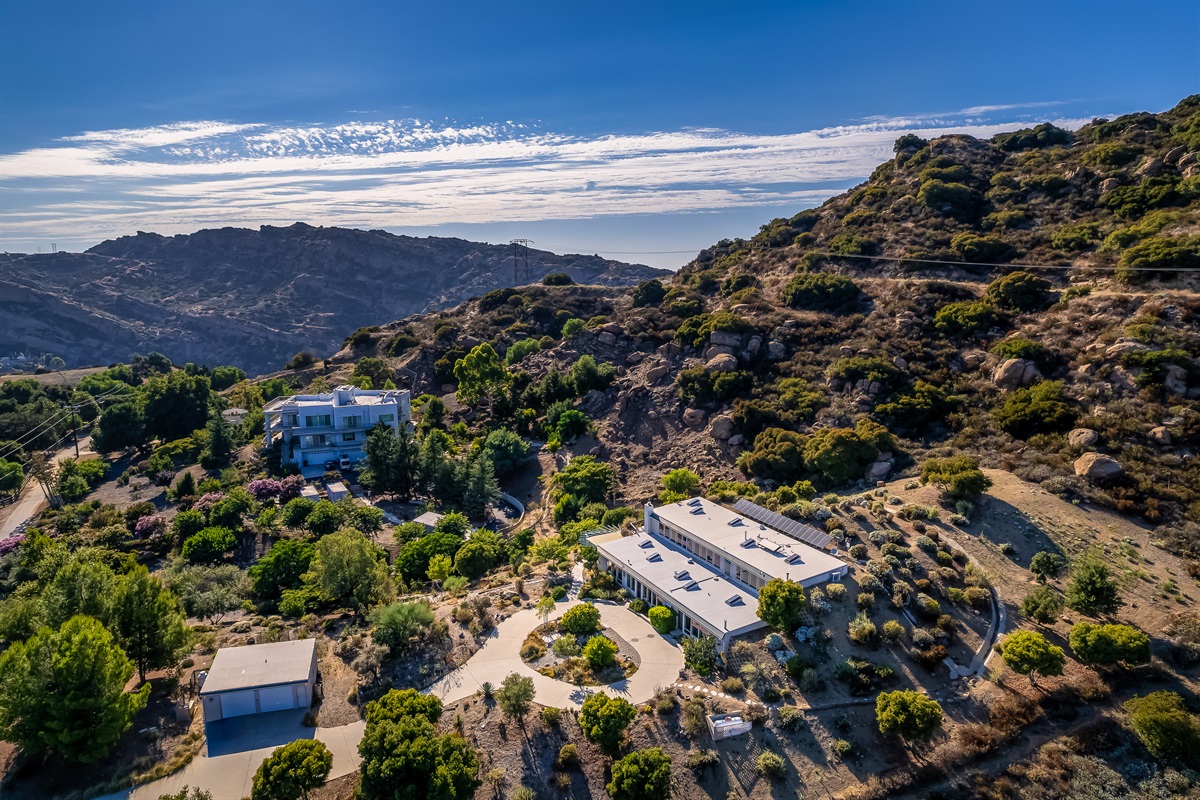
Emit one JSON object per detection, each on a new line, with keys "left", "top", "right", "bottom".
{"left": 194, "top": 492, "right": 225, "bottom": 514}
{"left": 279, "top": 475, "right": 305, "bottom": 502}
{"left": 134, "top": 514, "right": 167, "bottom": 539}
{"left": 248, "top": 479, "right": 283, "bottom": 502}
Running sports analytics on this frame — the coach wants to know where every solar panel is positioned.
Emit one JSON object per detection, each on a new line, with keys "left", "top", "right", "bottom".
{"left": 732, "top": 499, "right": 834, "bottom": 550}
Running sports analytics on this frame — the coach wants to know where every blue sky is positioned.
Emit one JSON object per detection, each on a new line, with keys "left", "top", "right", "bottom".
{"left": 1, "top": 0, "right": 1197, "bottom": 268}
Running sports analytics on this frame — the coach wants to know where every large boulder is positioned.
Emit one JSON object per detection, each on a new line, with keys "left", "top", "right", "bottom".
{"left": 597, "top": 331, "right": 617, "bottom": 346}
{"left": 709, "top": 415, "right": 735, "bottom": 440}
{"left": 1165, "top": 364, "right": 1189, "bottom": 396}
{"left": 865, "top": 460, "right": 893, "bottom": 482}
{"left": 646, "top": 361, "right": 670, "bottom": 384}
{"left": 709, "top": 330, "right": 743, "bottom": 348}
{"left": 706, "top": 353, "right": 739, "bottom": 372}
{"left": 767, "top": 341, "right": 787, "bottom": 360}
{"left": 1134, "top": 157, "right": 1164, "bottom": 178}
{"left": 1074, "top": 452, "right": 1124, "bottom": 481}
{"left": 682, "top": 408, "right": 707, "bottom": 428}
{"left": 1148, "top": 426, "right": 1172, "bottom": 445}
{"left": 1068, "top": 428, "right": 1099, "bottom": 447}
{"left": 1099, "top": 177, "right": 1120, "bottom": 193}
{"left": 993, "top": 358, "right": 1042, "bottom": 390}
{"left": 1105, "top": 340, "right": 1152, "bottom": 357}
{"left": 1165, "top": 145, "right": 1187, "bottom": 165}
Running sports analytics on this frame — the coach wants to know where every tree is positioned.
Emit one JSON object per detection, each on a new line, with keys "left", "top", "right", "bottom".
{"left": 647, "top": 605, "right": 676, "bottom": 634}
{"left": 1124, "top": 691, "right": 1200, "bottom": 768}
{"left": 418, "top": 395, "right": 447, "bottom": 433}
{"left": 427, "top": 554, "right": 452, "bottom": 588}
{"left": 781, "top": 272, "right": 862, "bottom": 312}
{"left": 453, "top": 534, "right": 502, "bottom": 580}
{"left": 251, "top": 739, "right": 333, "bottom": 800}
{"left": 305, "top": 528, "right": 394, "bottom": 615}
{"left": 250, "top": 540, "right": 316, "bottom": 599}
{"left": 114, "top": 565, "right": 189, "bottom": 682}
{"left": 1001, "top": 630, "right": 1065, "bottom": 685}
{"left": 156, "top": 788, "right": 213, "bottom": 800}
{"left": 182, "top": 527, "right": 237, "bottom": 563}
{"left": 1021, "top": 585, "right": 1064, "bottom": 624}
{"left": 305, "top": 500, "right": 343, "bottom": 537}
{"left": 494, "top": 672, "right": 535, "bottom": 723}
{"left": 1029, "top": 550, "right": 1067, "bottom": 582}
{"left": 875, "top": 690, "right": 943, "bottom": 743}
{"left": 579, "top": 692, "right": 636, "bottom": 755}
{"left": 141, "top": 370, "right": 211, "bottom": 442}
{"left": 462, "top": 455, "right": 499, "bottom": 520}
{"left": 583, "top": 635, "right": 618, "bottom": 670}
{"left": 480, "top": 429, "right": 529, "bottom": 475}
{"left": 1069, "top": 622, "right": 1151, "bottom": 668}
{"left": 607, "top": 748, "right": 672, "bottom": 800}
{"left": 396, "top": 531, "right": 463, "bottom": 581}
{"left": 919, "top": 456, "right": 992, "bottom": 499}
{"left": 561, "top": 602, "right": 601, "bottom": 635}
{"left": 0, "top": 458, "right": 24, "bottom": 493}
{"left": 993, "top": 380, "right": 1076, "bottom": 438}
{"left": 454, "top": 343, "right": 510, "bottom": 409}
{"left": 363, "top": 424, "right": 419, "bottom": 500}
{"left": 172, "top": 470, "right": 197, "bottom": 500}
{"left": 92, "top": 401, "right": 146, "bottom": 452}
{"left": 0, "top": 616, "right": 150, "bottom": 762}
{"left": 682, "top": 634, "right": 720, "bottom": 676}
{"left": 1065, "top": 559, "right": 1121, "bottom": 615}
{"left": 757, "top": 578, "right": 807, "bottom": 633}
{"left": 536, "top": 594, "right": 557, "bottom": 624}
{"left": 351, "top": 504, "right": 385, "bottom": 535}
{"left": 354, "top": 357, "right": 394, "bottom": 390}
{"left": 202, "top": 416, "right": 235, "bottom": 468}
{"left": 371, "top": 601, "right": 434, "bottom": 652}
{"left": 44, "top": 554, "right": 117, "bottom": 628}
{"left": 282, "top": 497, "right": 317, "bottom": 528}
{"left": 358, "top": 690, "right": 480, "bottom": 800}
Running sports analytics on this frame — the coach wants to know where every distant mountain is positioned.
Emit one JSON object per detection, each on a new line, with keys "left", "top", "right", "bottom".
{"left": 0, "top": 223, "right": 668, "bottom": 375}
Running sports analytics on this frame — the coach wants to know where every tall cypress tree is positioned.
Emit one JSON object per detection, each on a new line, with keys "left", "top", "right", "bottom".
{"left": 114, "top": 565, "right": 189, "bottom": 682}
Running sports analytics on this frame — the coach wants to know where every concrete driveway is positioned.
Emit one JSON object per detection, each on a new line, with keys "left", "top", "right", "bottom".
{"left": 427, "top": 600, "right": 684, "bottom": 708}
{"left": 100, "top": 711, "right": 365, "bottom": 800}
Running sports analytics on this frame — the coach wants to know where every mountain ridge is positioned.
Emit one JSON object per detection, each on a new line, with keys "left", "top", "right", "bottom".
{"left": 0, "top": 222, "right": 667, "bottom": 375}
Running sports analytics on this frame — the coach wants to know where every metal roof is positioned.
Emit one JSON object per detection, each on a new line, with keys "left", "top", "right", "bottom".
{"left": 731, "top": 498, "right": 834, "bottom": 550}
{"left": 200, "top": 639, "right": 316, "bottom": 695}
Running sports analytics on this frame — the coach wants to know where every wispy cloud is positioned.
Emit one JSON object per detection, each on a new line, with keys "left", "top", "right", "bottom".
{"left": 0, "top": 102, "right": 1089, "bottom": 249}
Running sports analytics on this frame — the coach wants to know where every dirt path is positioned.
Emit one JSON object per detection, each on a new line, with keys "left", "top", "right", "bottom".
{"left": 0, "top": 433, "right": 92, "bottom": 539}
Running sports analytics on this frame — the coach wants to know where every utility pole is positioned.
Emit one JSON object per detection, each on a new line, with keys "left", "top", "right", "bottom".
{"left": 510, "top": 238, "right": 532, "bottom": 284}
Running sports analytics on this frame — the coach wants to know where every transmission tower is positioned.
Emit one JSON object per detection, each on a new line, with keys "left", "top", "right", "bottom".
{"left": 510, "top": 238, "right": 533, "bottom": 284}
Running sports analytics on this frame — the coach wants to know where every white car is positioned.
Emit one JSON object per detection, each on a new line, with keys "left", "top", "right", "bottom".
{"left": 339, "top": 454, "right": 353, "bottom": 471}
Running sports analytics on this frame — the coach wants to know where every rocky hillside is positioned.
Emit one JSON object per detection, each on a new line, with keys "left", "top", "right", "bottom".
{"left": 277, "top": 98, "right": 1200, "bottom": 562}
{"left": 0, "top": 223, "right": 666, "bottom": 375}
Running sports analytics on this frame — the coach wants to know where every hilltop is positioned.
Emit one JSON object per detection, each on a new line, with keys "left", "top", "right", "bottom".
{"left": 0, "top": 223, "right": 666, "bottom": 375}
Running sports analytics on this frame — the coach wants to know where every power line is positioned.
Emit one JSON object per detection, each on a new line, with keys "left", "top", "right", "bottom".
{"left": 803, "top": 250, "right": 1200, "bottom": 273}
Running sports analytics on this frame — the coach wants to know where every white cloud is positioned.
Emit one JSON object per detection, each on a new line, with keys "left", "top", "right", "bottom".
{"left": 0, "top": 106, "right": 1091, "bottom": 248}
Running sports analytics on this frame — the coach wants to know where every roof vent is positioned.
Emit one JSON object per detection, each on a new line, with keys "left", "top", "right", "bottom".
{"left": 690, "top": 507, "right": 704, "bottom": 515}
{"left": 786, "top": 554, "right": 802, "bottom": 565}
{"left": 684, "top": 581, "right": 700, "bottom": 590}
{"left": 727, "top": 518, "right": 744, "bottom": 527}
{"left": 638, "top": 540, "right": 654, "bottom": 549}
{"left": 740, "top": 538, "right": 756, "bottom": 549}
{"left": 725, "top": 595, "right": 745, "bottom": 606}
{"left": 646, "top": 553, "right": 662, "bottom": 563}
{"left": 687, "top": 498, "right": 702, "bottom": 507}
{"left": 674, "top": 570, "right": 690, "bottom": 581}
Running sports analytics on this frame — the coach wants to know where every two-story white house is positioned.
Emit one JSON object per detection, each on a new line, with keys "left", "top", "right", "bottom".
{"left": 263, "top": 385, "right": 411, "bottom": 470}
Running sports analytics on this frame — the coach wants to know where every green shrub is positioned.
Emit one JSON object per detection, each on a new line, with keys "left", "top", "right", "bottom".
{"left": 756, "top": 750, "right": 786, "bottom": 779}
{"left": 648, "top": 606, "right": 676, "bottom": 634}
{"left": 993, "top": 380, "right": 1076, "bottom": 438}
{"left": 917, "top": 180, "right": 983, "bottom": 218}
{"left": 990, "top": 337, "right": 1052, "bottom": 366}
{"left": 560, "top": 602, "right": 601, "bottom": 635}
{"left": 542, "top": 272, "right": 573, "bottom": 286}
{"left": 985, "top": 272, "right": 1054, "bottom": 312}
{"left": 934, "top": 300, "right": 999, "bottom": 336}
{"left": 632, "top": 279, "right": 667, "bottom": 307}
{"left": 182, "top": 527, "right": 236, "bottom": 563}
{"left": 583, "top": 635, "right": 618, "bottom": 670}
{"left": 920, "top": 455, "right": 992, "bottom": 499}
{"left": 1123, "top": 691, "right": 1200, "bottom": 767}
{"left": 951, "top": 233, "right": 1011, "bottom": 263}
{"left": 780, "top": 272, "right": 862, "bottom": 312}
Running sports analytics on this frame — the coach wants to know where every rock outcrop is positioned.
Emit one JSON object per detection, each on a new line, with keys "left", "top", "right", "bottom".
{"left": 993, "top": 358, "right": 1042, "bottom": 390}
{"left": 1074, "top": 452, "right": 1124, "bottom": 481}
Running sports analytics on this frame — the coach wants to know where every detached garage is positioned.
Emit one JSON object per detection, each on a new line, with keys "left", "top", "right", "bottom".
{"left": 200, "top": 639, "right": 318, "bottom": 722}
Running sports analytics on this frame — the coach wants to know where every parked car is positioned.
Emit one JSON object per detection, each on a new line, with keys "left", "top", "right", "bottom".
{"left": 339, "top": 454, "right": 352, "bottom": 471}
{"left": 324, "top": 460, "right": 338, "bottom": 471}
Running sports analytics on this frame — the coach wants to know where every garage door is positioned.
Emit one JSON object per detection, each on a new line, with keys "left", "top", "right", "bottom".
{"left": 220, "top": 690, "right": 258, "bottom": 718}
{"left": 258, "top": 685, "right": 297, "bottom": 713}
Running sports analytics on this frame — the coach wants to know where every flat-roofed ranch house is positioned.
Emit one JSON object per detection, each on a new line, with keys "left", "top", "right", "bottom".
{"left": 262, "top": 385, "right": 411, "bottom": 469}
{"left": 592, "top": 497, "right": 849, "bottom": 651}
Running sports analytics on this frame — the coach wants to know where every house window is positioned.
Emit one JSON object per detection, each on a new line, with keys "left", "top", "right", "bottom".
{"left": 342, "top": 432, "right": 356, "bottom": 442}
{"left": 342, "top": 415, "right": 362, "bottom": 429}
{"left": 304, "top": 414, "right": 331, "bottom": 428}
{"left": 378, "top": 413, "right": 395, "bottom": 424}
{"left": 308, "top": 435, "right": 330, "bottom": 447}
{"left": 282, "top": 413, "right": 299, "bottom": 428}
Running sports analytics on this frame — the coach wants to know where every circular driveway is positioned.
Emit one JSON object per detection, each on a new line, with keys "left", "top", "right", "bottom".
{"left": 426, "top": 600, "right": 684, "bottom": 708}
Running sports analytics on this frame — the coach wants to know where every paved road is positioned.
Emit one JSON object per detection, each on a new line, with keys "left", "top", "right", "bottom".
{"left": 99, "top": 712, "right": 365, "bottom": 800}
{"left": 0, "top": 434, "right": 91, "bottom": 539}
{"left": 426, "top": 599, "right": 685, "bottom": 708}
